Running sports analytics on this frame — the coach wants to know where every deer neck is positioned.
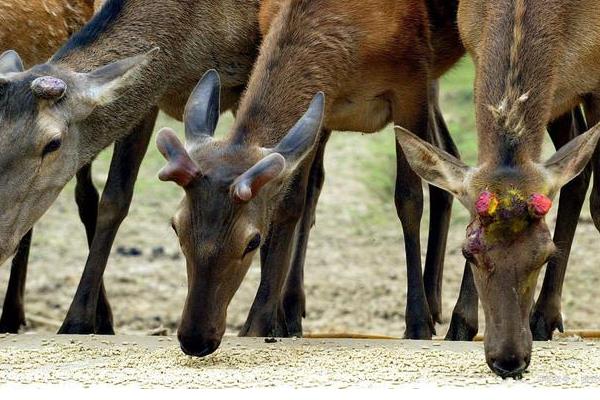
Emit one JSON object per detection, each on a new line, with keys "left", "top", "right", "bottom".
{"left": 48, "top": 0, "right": 259, "bottom": 163}
{"left": 231, "top": 0, "right": 358, "bottom": 148}
{"left": 475, "top": 0, "right": 565, "bottom": 167}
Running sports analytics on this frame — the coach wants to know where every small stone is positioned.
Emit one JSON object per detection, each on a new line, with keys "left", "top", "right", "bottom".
{"left": 116, "top": 246, "right": 143, "bottom": 257}
{"left": 151, "top": 246, "right": 166, "bottom": 258}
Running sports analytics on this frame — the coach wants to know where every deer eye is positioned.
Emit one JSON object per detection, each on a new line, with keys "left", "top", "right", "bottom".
{"left": 42, "top": 136, "right": 62, "bottom": 156}
{"left": 243, "top": 233, "right": 261, "bottom": 257}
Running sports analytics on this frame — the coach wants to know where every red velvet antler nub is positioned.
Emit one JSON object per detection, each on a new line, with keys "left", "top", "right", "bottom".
{"left": 528, "top": 193, "right": 552, "bottom": 218}
{"left": 475, "top": 191, "right": 498, "bottom": 218}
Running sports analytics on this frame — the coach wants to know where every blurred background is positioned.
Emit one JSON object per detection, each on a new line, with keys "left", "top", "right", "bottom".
{"left": 2, "top": 57, "right": 599, "bottom": 337}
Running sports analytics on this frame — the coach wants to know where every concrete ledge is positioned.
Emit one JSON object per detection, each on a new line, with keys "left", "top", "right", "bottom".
{"left": 1, "top": 334, "right": 599, "bottom": 388}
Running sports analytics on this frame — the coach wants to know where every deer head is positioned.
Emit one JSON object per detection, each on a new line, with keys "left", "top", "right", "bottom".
{"left": 0, "top": 48, "right": 156, "bottom": 266}
{"left": 157, "top": 70, "right": 325, "bottom": 357}
{"left": 395, "top": 120, "right": 600, "bottom": 378}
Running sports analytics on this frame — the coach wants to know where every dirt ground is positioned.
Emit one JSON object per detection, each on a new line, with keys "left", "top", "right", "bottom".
{"left": 0, "top": 107, "right": 599, "bottom": 338}
{"left": 1, "top": 335, "right": 599, "bottom": 388}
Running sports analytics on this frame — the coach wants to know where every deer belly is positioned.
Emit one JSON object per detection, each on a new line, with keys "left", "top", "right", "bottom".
{"left": 551, "top": 65, "right": 600, "bottom": 119}
{"left": 326, "top": 96, "right": 392, "bottom": 133}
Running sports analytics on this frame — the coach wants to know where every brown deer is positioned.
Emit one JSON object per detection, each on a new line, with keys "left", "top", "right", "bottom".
{"left": 0, "top": 0, "right": 261, "bottom": 334}
{"left": 156, "top": 0, "right": 465, "bottom": 357}
{"left": 0, "top": 0, "right": 96, "bottom": 332}
{"left": 396, "top": 0, "right": 600, "bottom": 378}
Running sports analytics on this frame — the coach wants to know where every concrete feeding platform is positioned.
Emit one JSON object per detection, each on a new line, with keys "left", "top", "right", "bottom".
{"left": 1, "top": 334, "right": 599, "bottom": 388}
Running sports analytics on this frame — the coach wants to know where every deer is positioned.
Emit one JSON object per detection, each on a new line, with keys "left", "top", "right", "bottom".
{"left": 155, "top": 0, "right": 468, "bottom": 357}
{"left": 0, "top": 0, "right": 262, "bottom": 335}
{"left": 395, "top": 0, "right": 600, "bottom": 378}
{"left": 0, "top": 0, "right": 97, "bottom": 333}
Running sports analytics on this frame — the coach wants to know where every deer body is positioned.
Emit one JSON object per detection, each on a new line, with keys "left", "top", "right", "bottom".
{"left": 49, "top": 0, "right": 259, "bottom": 155}
{"left": 0, "top": 0, "right": 261, "bottom": 334}
{"left": 397, "top": 0, "right": 600, "bottom": 377}
{"left": 250, "top": 0, "right": 461, "bottom": 137}
{"left": 157, "top": 0, "right": 464, "bottom": 356}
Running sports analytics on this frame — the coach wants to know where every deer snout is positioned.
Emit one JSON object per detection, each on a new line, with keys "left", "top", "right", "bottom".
{"left": 489, "top": 353, "right": 529, "bottom": 378}
{"left": 177, "top": 330, "right": 222, "bottom": 357}
{"left": 177, "top": 303, "right": 226, "bottom": 357}
{"left": 485, "top": 339, "right": 531, "bottom": 378}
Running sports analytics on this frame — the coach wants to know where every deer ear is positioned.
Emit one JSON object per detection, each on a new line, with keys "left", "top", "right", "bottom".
{"left": 232, "top": 153, "right": 286, "bottom": 202}
{"left": 78, "top": 48, "right": 159, "bottom": 110}
{"left": 395, "top": 126, "right": 472, "bottom": 199}
{"left": 544, "top": 122, "right": 600, "bottom": 193}
{"left": 156, "top": 128, "right": 200, "bottom": 187}
{"left": 230, "top": 92, "right": 324, "bottom": 202}
{"left": 0, "top": 50, "right": 24, "bottom": 74}
{"left": 184, "top": 69, "right": 220, "bottom": 143}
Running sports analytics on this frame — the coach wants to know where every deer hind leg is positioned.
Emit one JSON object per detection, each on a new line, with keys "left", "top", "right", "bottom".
{"left": 423, "top": 81, "right": 460, "bottom": 325}
{"left": 393, "top": 81, "right": 435, "bottom": 339}
{"left": 445, "top": 261, "right": 479, "bottom": 340}
{"left": 281, "top": 130, "right": 331, "bottom": 337}
{"left": 240, "top": 158, "right": 315, "bottom": 338}
{"left": 58, "top": 108, "right": 158, "bottom": 335}
{"left": 530, "top": 106, "right": 590, "bottom": 340}
{"left": 0, "top": 230, "right": 32, "bottom": 333}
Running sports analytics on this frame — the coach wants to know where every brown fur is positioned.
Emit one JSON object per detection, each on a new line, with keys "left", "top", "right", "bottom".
{"left": 93, "top": 0, "right": 105, "bottom": 11}
{"left": 236, "top": 0, "right": 460, "bottom": 142}
{"left": 0, "top": 0, "right": 94, "bottom": 66}
{"left": 162, "top": 0, "right": 464, "bottom": 356}
{"left": 53, "top": 0, "right": 260, "bottom": 124}
{"left": 396, "top": 0, "right": 600, "bottom": 377}
{"left": 0, "top": 0, "right": 96, "bottom": 333}
{"left": 461, "top": 0, "right": 600, "bottom": 163}
{"left": 0, "top": 0, "right": 261, "bottom": 334}
{"left": 459, "top": 0, "right": 600, "bottom": 377}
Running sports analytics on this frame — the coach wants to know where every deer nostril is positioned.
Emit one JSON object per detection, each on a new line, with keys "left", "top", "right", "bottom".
{"left": 491, "top": 357, "right": 527, "bottom": 379}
